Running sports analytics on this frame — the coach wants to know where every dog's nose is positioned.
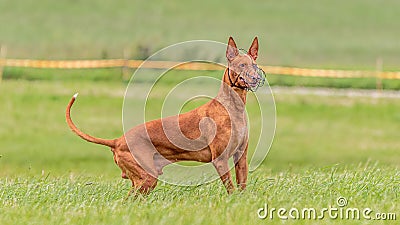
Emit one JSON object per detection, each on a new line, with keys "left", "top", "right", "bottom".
{"left": 121, "top": 172, "right": 128, "bottom": 179}
{"left": 250, "top": 74, "right": 259, "bottom": 82}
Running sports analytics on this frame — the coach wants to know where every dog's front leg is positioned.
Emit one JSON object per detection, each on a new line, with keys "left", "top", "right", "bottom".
{"left": 212, "top": 158, "right": 235, "bottom": 194}
{"left": 233, "top": 142, "right": 248, "bottom": 190}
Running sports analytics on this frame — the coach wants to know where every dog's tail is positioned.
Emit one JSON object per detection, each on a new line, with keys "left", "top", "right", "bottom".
{"left": 66, "top": 93, "right": 116, "bottom": 148}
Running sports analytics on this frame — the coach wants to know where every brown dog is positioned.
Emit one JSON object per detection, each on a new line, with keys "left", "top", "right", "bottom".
{"left": 66, "top": 37, "right": 265, "bottom": 194}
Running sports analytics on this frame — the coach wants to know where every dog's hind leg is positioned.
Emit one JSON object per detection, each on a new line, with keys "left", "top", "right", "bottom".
{"left": 136, "top": 175, "right": 158, "bottom": 194}
{"left": 126, "top": 173, "right": 157, "bottom": 197}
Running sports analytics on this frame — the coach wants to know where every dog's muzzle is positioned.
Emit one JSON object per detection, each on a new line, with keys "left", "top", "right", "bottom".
{"left": 241, "top": 66, "right": 266, "bottom": 92}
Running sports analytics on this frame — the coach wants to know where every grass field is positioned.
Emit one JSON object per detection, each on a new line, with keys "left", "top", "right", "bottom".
{"left": 0, "top": 73, "right": 399, "bottom": 224}
{"left": 1, "top": 165, "right": 398, "bottom": 224}
{"left": 1, "top": 0, "right": 400, "bottom": 224}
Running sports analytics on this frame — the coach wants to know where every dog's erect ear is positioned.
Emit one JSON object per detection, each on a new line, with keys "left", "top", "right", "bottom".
{"left": 248, "top": 37, "right": 259, "bottom": 60}
{"left": 226, "top": 37, "right": 239, "bottom": 62}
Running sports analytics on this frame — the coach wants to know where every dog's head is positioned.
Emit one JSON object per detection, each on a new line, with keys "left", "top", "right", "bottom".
{"left": 226, "top": 37, "right": 265, "bottom": 92}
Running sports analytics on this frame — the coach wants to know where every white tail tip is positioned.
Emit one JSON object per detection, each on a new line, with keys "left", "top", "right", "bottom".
{"left": 73, "top": 93, "right": 79, "bottom": 99}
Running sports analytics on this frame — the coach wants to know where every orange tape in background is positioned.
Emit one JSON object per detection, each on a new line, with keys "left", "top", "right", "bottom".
{"left": 1, "top": 58, "right": 400, "bottom": 79}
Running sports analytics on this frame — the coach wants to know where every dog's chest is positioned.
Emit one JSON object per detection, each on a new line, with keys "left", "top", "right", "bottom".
{"left": 230, "top": 113, "right": 248, "bottom": 144}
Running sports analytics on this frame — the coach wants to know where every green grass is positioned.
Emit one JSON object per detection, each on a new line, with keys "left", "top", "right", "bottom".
{"left": 2, "top": 67, "right": 125, "bottom": 81}
{"left": 1, "top": 164, "right": 398, "bottom": 224}
{"left": 0, "top": 76, "right": 399, "bottom": 224}
{"left": 0, "top": 164, "right": 400, "bottom": 224}
{"left": 1, "top": 0, "right": 400, "bottom": 69}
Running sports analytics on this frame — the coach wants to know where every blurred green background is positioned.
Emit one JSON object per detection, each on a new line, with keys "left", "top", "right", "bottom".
{"left": 1, "top": 0, "right": 399, "bottom": 69}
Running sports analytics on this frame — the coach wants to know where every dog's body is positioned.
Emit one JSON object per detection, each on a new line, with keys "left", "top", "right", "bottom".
{"left": 66, "top": 37, "right": 264, "bottom": 194}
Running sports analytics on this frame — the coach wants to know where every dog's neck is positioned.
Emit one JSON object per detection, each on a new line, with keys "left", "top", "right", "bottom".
{"left": 216, "top": 68, "right": 247, "bottom": 112}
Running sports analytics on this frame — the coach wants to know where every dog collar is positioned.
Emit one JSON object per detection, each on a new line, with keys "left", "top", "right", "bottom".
{"left": 227, "top": 67, "right": 249, "bottom": 91}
